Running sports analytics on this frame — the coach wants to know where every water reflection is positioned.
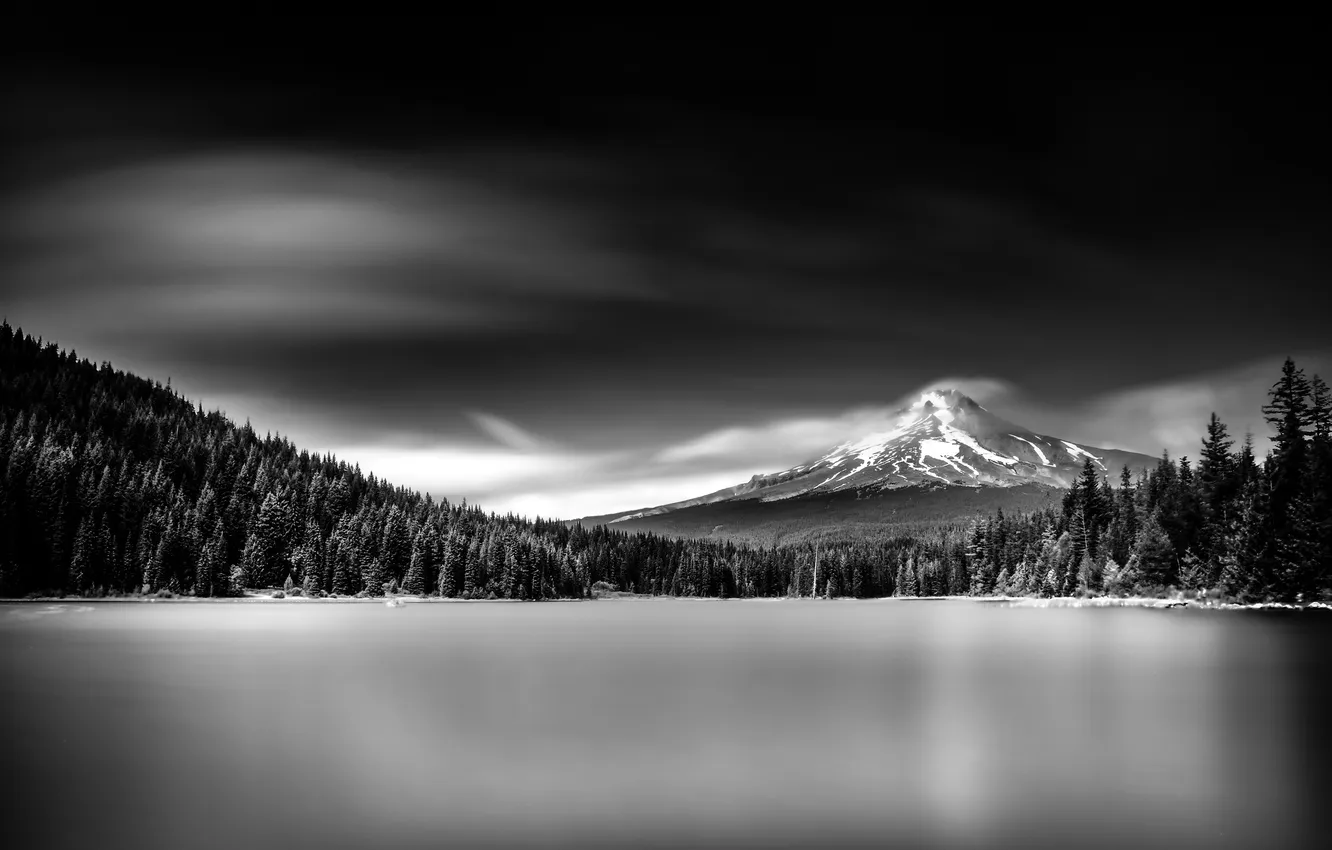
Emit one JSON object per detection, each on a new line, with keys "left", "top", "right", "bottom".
{"left": 1, "top": 600, "right": 1324, "bottom": 849}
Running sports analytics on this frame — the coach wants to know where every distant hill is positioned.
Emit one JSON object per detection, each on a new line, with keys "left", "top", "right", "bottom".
{"left": 581, "top": 483, "right": 1065, "bottom": 547}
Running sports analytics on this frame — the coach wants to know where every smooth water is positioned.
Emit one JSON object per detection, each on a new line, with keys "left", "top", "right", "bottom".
{"left": 1, "top": 599, "right": 1326, "bottom": 849}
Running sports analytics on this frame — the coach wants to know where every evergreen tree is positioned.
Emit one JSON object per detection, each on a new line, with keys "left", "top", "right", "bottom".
{"left": 380, "top": 506, "right": 410, "bottom": 586}
{"left": 1262, "top": 358, "right": 1311, "bottom": 520}
{"left": 1104, "top": 465, "right": 1138, "bottom": 568}
{"left": 197, "top": 519, "right": 226, "bottom": 597}
{"left": 1131, "top": 511, "right": 1176, "bottom": 592}
{"left": 240, "top": 533, "right": 262, "bottom": 590}
{"left": 463, "top": 538, "right": 480, "bottom": 597}
{"left": 254, "top": 492, "right": 292, "bottom": 588}
{"left": 69, "top": 516, "right": 94, "bottom": 593}
{"left": 296, "top": 519, "right": 324, "bottom": 596}
{"left": 1067, "top": 457, "right": 1106, "bottom": 567}
{"left": 1198, "top": 413, "right": 1236, "bottom": 513}
{"left": 895, "top": 556, "right": 919, "bottom": 597}
{"left": 1217, "top": 476, "right": 1271, "bottom": 600}
{"left": 403, "top": 526, "right": 432, "bottom": 596}
{"left": 438, "top": 532, "right": 459, "bottom": 597}
{"left": 331, "top": 541, "right": 353, "bottom": 596}
{"left": 363, "top": 557, "right": 385, "bottom": 597}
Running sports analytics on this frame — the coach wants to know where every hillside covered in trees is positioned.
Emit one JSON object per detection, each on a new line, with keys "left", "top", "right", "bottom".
{"left": 1, "top": 321, "right": 1328, "bottom": 602}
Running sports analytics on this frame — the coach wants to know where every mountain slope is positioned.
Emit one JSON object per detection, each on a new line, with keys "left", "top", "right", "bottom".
{"left": 582, "top": 389, "right": 1157, "bottom": 543}
{"left": 0, "top": 322, "right": 774, "bottom": 599}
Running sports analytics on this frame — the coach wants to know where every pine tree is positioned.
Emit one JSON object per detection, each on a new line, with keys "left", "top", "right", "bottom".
{"left": 253, "top": 492, "right": 293, "bottom": 587}
{"left": 70, "top": 516, "right": 94, "bottom": 593}
{"left": 1198, "top": 413, "right": 1236, "bottom": 510}
{"left": 363, "top": 557, "right": 385, "bottom": 597}
{"left": 896, "top": 556, "right": 918, "bottom": 597}
{"left": 1272, "top": 491, "right": 1318, "bottom": 603}
{"left": 1193, "top": 413, "right": 1237, "bottom": 580}
{"left": 1217, "top": 475, "right": 1272, "bottom": 600}
{"left": 380, "top": 506, "right": 410, "bottom": 586}
{"left": 297, "top": 519, "right": 324, "bottom": 597}
{"left": 1178, "top": 549, "right": 1208, "bottom": 593}
{"left": 331, "top": 541, "right": 353, "bottom": 596}
{"left": 1049, "top": 532, "right": 1075, "bottom": 597}
{"left": 438, "top": 532, "right": 459, "bottom": 597}
{"left": 403, "top": 526, "right": 432, "bottom": 596}
{"left": 966, "top": 519, "right": 991, "bottom": 594}
{"left": 1263, "top": 358, "right": 1311, "bottom": 520}
{"left": 98, "top": 518, "right": 117, "bottom": 595}
{"left": 1104, "top": 465, "right": 1138, "bottom": 568}
{"left": 1068, "top": 457, "right": 1106, "bottom": 567}
{"left": 197, "top": 519, "right": 226, "bottom": 597}
{"left": 463, "top": 538, "right": 480, "bottom": 597}
{"left": 239, "top": 532, "right": 261, "bottom": 591}
{"left": 1131, "top": 510, "right": 1176, "bottom": 593}
{"left": 502, "top": 527, "right": 523, "bottom": 599}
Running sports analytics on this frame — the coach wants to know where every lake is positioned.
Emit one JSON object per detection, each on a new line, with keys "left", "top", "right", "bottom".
{"left": 1, "top": 599, "right": 1326, "bottom": 849}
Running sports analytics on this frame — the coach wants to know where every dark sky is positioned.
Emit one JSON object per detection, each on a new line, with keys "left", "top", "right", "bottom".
{"left": 4, "top": 25, "right": 1330, "bottom": 517}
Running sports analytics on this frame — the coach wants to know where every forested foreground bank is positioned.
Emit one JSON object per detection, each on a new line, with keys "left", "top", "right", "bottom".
{"left": 2, "top": 322, "right": 1328, "bottom": 603}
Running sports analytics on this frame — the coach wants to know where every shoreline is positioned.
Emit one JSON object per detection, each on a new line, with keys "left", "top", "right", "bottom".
{"left": 2, "top": 594, "right": 1328, "bottom": 611}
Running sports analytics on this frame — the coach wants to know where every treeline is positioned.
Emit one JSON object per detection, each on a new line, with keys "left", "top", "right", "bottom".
{"left": 0, "top": 321, "right": 916, "bottom": 600}
{"left": 1, "top": 322, "right": 1327, "bottom": 602}
{"left": 959, "top": 358, "right": 1331, "bottom": 602}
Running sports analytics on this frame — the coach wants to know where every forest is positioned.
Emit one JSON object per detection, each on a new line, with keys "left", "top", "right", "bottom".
{"left": 1, "top": 321, "right": 1328, "bottom": 603}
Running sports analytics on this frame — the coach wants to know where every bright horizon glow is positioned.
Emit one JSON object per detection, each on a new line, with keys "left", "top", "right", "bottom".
{"left": 153, "top": 358, "right": 1327, "bottom": 524}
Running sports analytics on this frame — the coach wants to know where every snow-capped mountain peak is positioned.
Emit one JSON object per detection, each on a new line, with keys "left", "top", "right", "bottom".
{"left": 602, "top": 389, "right": 1156, "bottom": 523}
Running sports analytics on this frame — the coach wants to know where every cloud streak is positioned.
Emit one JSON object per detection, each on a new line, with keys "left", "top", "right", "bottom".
{"left": 3, "top": 57, "right": 1328, "bottom": 521}
{"left": 467, "top": 412, "right": 545, "bottom": 453}
{"left": 3, "top": 150, "right": 662, "bottom": 343}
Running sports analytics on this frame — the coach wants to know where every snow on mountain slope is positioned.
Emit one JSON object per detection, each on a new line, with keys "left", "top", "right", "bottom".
{"left": 601, "top": 389, "right": 1156, "bottom": 524}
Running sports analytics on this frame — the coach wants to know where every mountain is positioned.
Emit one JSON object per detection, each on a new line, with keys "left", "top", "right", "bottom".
{"left": 581, "top": 389, "right": 1158, "bottom": 544}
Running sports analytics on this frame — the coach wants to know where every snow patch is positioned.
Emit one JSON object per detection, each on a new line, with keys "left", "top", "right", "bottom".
{"left": 954, "top": 458, "right": 981, "bottom": 477}
{"left": 1011, "top": 434, "right": 1051, "bottom": 466}
{"left": 938, "top": 422, "right": 1017, "bottom": 466}
{"left": 919, "top": 439, "right": 960, "bottom": 461}
{"left": 814, "top": 466, "right": 859, "bottom": 491}
{"left": 1061, "top": 440, "right": 1106, "bottom": 469}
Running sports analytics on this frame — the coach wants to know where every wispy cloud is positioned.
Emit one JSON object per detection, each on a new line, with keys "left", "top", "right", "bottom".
{"left": 466, "top": 412, "right": 545, "bottom": 453}
{"left": 3, "top": 150, "right": 661, "bottom": 344}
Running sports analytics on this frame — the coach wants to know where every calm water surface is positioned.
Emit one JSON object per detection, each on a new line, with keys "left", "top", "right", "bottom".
{"left": 1, "top": 599, "right": 1327, "bottom": 849}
